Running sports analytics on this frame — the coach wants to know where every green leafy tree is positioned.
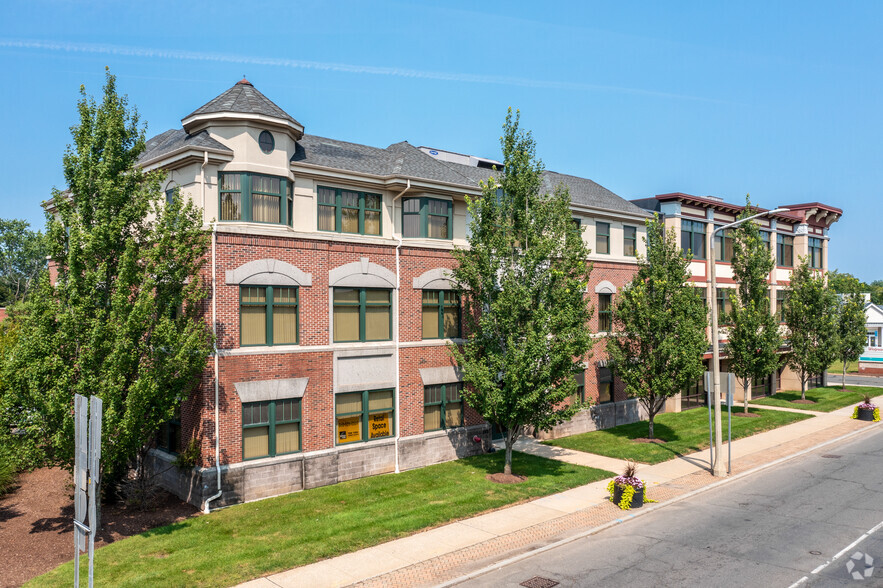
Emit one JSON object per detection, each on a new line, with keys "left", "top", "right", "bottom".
{"left": 0, "top": 218, "right": 46, "bottom": 306}
{"left": 727, "top": 199, "right": 782, "bottom": 413}
{"left": 606, "top": 216, "right": 708, "bottom": 439}
{"left": 834, "top": 292, "right": 867, "bottom": 387}
{"left": 450, "top": 108, "right": 594, "bottom": 475}
{"left": 0, "top": 70, "right": 212, "bottom": 487}
{"left": 827, "top": 269, "right": 866, "bottom": 295}
{"left": 783, "top": 261, "right": 838, "bottom": 399}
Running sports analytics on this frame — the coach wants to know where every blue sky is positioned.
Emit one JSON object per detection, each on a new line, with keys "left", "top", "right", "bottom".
{"left": 1, "top": 1, "right": 880, "bottom": 281}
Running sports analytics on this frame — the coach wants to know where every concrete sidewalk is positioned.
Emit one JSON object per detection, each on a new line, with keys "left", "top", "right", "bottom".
{"left": 239, "top": 396, "right": 883, "bottom": 588}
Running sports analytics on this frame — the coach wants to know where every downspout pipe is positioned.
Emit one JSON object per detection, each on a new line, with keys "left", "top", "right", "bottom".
{"left": 204, "top": 154, "right": 223, "bottom": 513}
{"left": 392, "top": 179, "right": 410, "bottom": 474}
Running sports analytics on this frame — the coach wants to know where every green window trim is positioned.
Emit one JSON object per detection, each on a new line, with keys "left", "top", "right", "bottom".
{"left": 716, "top": 288, "right": 734, "bottom": 323}
{"left": 156, "top": 417, "right": 181, "bottom": 454}
{"left": 424, "top": 382, "right": 464, "bottom": 432}
{"left": 777, "top": 234, "right": 794, "bottom": 267}
{"left": 777, "top": 289, "right": 789, "bottom": 323}
{"left": 595, "top": 222, "right": 610, "bottom": 254}
{"left": 242, "top": 399, "right": 302, "bottom": 460}
{"left": 598, "top": 293, "right": 612, "bottom": 332}
{"left": 421, "top": 290, "right": 461, "bottom": 339}
{"left": 403, "top": 197, "right": 453, "bottom": 240}
{"left": 317, "top": 186, "right": 383, "bottom": 235}
{"left": 219, "top": 172, "right": 292, "bottom": 226}
{"left": 239, "top": 286, "right": 299, "bottom": 347}
{"left": 332, "top": 288, "right": 392, "bottom": 343}
{"left": 598, "top": 367, "right": 613, "bottom": 404}
{"left": 714, "top": 229, "right": 734, "bottom": 262}
{"left": 760, "top": 231, "right": 771, "bottom": 250}
{"left": 623, "top": 225, "right": 637, "bottom": 257}
{"left": 809, "top": 237, "right": 823, "bottom": 269}
{"left": 336, "top": 389, "right": 396, "bottom": 445}
{"left": 681, "top": 220, "right": 706, "bottom": 260}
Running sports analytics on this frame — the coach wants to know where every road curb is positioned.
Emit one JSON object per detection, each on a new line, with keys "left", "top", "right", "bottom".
{"left": 436, "top": 422, "right": 882, "bottom": 587}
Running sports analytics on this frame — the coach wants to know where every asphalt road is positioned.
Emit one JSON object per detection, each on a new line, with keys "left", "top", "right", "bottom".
{"left": 459, "top": 426, "right": 883, "bottom": 588}
{"left": 827, "top": 373, "right": 883, "bottom": 388}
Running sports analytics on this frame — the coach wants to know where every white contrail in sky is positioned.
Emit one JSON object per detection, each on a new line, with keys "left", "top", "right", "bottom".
{"left": 0, "top": 38, "right": 728, "bottom": 103}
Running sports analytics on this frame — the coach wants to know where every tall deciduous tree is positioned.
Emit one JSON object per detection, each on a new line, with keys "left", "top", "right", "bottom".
{"left": 727, "top": 199, "right": 782, "bottom": 413}
{"left": 450, "top": 109, "right": 594, "bottom": 476}
{"left": 606, "top": 216, "right": 707, "bottom": 439}
{"left": 835, "top": 292, "right": 867, "bottom": 387}
{"left": 0, "top": 70, "right": 212, "bottom": 486}
{"left": 783, "top": 261, "right": 838, "bottom": 400}
{"left": 0, "top": 218, "right": 46, "bottom": 306}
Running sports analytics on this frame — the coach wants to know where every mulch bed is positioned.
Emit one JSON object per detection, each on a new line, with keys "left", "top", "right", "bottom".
{"left": 734, "top": 412, "right": 762, "bottom": 418}
{"left": 791, "top": 399, "right": 817, "bottom": 404}
{"left": 0, "top": 467, "right": 199, "bottom": 588}
{"left": 632, "top": 438, "right": 667, "bottom": 444}
{"left": 486, "top": 473, "right": 527, "bottom": 484}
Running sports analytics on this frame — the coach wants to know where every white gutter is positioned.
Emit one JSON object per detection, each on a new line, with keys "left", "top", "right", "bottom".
{"left": 200, "top": 151, "right": 208, "bottom": 222}
{"left": 204, "top": 154, "right": 223, "bottom": 512}
{"left": 392, "top": 179, "right": 410, "bottom": 474}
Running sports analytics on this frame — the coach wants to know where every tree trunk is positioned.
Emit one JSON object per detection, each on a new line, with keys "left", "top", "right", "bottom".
{"left": 801, "top": 372, "right": 807, "bottom": 401}
{"left": 743, "top": 378, "right": 750, "bottom": 414}
{"left": 503, "top": 427, "right": 517, "bottom": 475}
{"left": 842, "top": 359, "right": 847, "bottom": 391}
{"left": 648, "top": 415, "right": 654, "bottom": 440}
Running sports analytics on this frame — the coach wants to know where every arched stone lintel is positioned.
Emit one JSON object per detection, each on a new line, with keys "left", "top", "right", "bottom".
{"left": 595, "top": 280, "right": 617, "bottom": 295}
{"left": 329, "top": 257, "right": 397, "bottom": 289}
{"left": 225, "top": 259, "right": 313, "bottom": 287}
{"left": 413, "top": 268, "right": 456, "bottom": 290}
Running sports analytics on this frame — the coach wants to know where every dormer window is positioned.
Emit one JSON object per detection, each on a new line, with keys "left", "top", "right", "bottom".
{"left": 219, "top": 172, "right": 292, "bottom": 226}
{"left": 259, "top": 130, "right": 275, "bottom": 154}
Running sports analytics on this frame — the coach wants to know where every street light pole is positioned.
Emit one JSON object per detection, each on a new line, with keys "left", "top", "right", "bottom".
{"left": 709, "top": 207, "right": 790, "bottom": 477}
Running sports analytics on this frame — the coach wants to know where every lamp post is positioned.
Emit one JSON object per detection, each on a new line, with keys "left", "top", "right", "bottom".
{"left": 709, "top": 207, "right": 789, "bottom": 477}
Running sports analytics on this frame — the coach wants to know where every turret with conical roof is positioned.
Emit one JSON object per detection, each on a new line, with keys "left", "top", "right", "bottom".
{"left": 182, "top": 78, "right": 304, "bottom": 139}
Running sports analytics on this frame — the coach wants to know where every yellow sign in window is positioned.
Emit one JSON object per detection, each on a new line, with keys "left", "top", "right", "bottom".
{"left": 368, "top": 412, "right": 391, "bottom": 439}
{"left": 337, "top": 416, "right": 361, "bottom": 444}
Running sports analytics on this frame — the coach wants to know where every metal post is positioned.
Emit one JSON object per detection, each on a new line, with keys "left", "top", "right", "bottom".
{"left": 88, "top": 395, "right": 102, "bottom": 588}
{"left": 710, "top": 235, "right": 726, "bottom": 477}
{"left": 727, "top": 373, "right": 733, "bottom": 474}
{"left": 705, "top": 371, "right": 713, "bottom": 468}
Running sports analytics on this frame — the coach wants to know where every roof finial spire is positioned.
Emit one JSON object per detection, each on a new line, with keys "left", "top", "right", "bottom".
{"left": 237, "top": 76, "right": 252, "bottom": 86}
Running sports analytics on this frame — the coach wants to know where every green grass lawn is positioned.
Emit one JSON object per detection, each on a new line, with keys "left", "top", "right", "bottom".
{"left": 828, "top": 360, "right": 860, "bottom": 374}
{"left": 31, "top": 452, "right": 613, "bottom": 588}
{"left": 543, "top": 407, "right": 812, "bottom": 465}
{"left": 750, "top": 385, "right": 881, "bottom": 412}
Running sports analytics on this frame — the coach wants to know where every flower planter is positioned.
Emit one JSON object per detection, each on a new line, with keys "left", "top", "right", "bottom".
{"left": 612, "top": 483, "right": 644, "bottom": 508}
{"left": 857, "top": 407, "right": 876, "bottom": 422}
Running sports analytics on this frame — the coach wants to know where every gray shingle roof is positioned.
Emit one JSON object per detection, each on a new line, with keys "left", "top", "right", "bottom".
{"left": 541, "top": 171, "right": 650, "bottom": 216}
{"left": 185, "top": 79, "right": 301, "bottom": 127}
{"left": 138, "top": 128, "right": 232, "bottom": 164}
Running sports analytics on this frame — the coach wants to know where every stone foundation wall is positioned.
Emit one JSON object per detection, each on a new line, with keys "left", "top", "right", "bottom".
{"left": 152, "top": 426, "right": 489, "bottom": 509}
{"left": 535, "top": 398, "right": 649, "bottom": 440}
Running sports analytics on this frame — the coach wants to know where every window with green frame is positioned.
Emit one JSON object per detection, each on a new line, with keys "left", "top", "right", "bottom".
{"left": 219, "top": 172, "right": 292, "bottom": 226}
{"left": 777, "top": 289, "right": 789, "bottom": 322}
{"left": 681, "top": 220, "right": 706, "bottom": 259}
{"left": 714, "top": 229, "right": 734, "bottom": 262}
{"left": 716, "top": 288, "right": 734, "bottom": 322}
{"left": 595, "top": 222, "right": 610, "bottom": 254}
{"left": 403, "top": 197, "right": 453, "bottom": 239}
{"left": 333, "top": 288, "right": 391, "bottom": 342}
{"left": 597, "top": 367, "right": 613, "bottom": 403}
{"left": 335, "top": 390, "right": 394, "bottom": 445}
{"left": 777, "top": 234, "right": 794, "bottom": 267}
{"left": 598, "top": 293, "right": 612, "bottom": 332}
{"left": 242, "top": 398, "right": 301, "bottom": 460}
{"left": 809, "top": 237, "right": 823, "bottom": 269}
{"left": 424, "top": 382, "right": 464, "bottom": 431}
{"left": 156, "top": 413, "right": 181, "bottom": 454}
{"left": 422, "top": 290, "right": 460, "bottom": 339}
{"left": 240, "top": 286, "right": 298, "bottom": 346}
{"left": 571, "top": 369, "right": 586, "bottom": 403}
{"left": 760, "top": 230, "right": 771, "bottom": 250}
{"left": 317, "top": 186, "right": 382, "bottom": 235}
{"left": 623, "top": 225, "right": 637, "bottom": 257}
{"left": 696, "top": 285, "right": 708, "bottom": 312}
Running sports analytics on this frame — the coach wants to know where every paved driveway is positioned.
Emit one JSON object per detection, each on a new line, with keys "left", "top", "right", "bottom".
{"left": 827, "top": 372, "right": 883, "bottom": 388}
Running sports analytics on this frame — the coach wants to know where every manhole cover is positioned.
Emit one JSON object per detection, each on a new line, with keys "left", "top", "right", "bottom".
{"left": 520, "top": 577, "right": 559, "bottom": 588}
{"left": 821, "top": 454, "right": 842, "bottom": 458}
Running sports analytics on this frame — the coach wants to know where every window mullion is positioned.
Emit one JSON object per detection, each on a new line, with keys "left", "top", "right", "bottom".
{"left": 268, "top": 401, "right": 276, "bottom": 457}
{"left": 359, "top": 289, "right": 366, "bottom": 342}
{"left": 362, "top": 391, "right": 369, "bottom": 442}
{"left": 420, "top": 198, "right": 428, "bottom": 238}
{"left": 243, "top": 173, "right": 251, "bottom": 222}
{"left": 335, "top": 189, "right": 342, "bottom": 233}
{"left": 358, "top": 192, "right": 365, "bottom": 235}
{"left": 267, "top": 286, "right": 274, "bottom": 346}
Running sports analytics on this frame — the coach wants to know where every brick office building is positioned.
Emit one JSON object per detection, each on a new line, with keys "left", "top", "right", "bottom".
{"left": 633, "top": 193, "right": 842, "bottom": 408}
{"left": 142, "top": 79, "right": 652, "bottom": 508}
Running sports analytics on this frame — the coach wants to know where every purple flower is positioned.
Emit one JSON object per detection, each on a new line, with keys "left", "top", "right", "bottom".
{"left": 858, "top": 402, "right": 878, "bottom": 410}
{"left": 614, "top": 475, "right": 643, "bottom": 489}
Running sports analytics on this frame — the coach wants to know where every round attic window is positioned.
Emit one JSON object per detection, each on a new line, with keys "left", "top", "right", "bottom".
{"left": 258, "top": 130, "right": 275, "bottom": 154}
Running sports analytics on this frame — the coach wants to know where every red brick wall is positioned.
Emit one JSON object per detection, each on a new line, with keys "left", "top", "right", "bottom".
{"left": 189, "top": 233, "right": 641, "bottom": 467}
